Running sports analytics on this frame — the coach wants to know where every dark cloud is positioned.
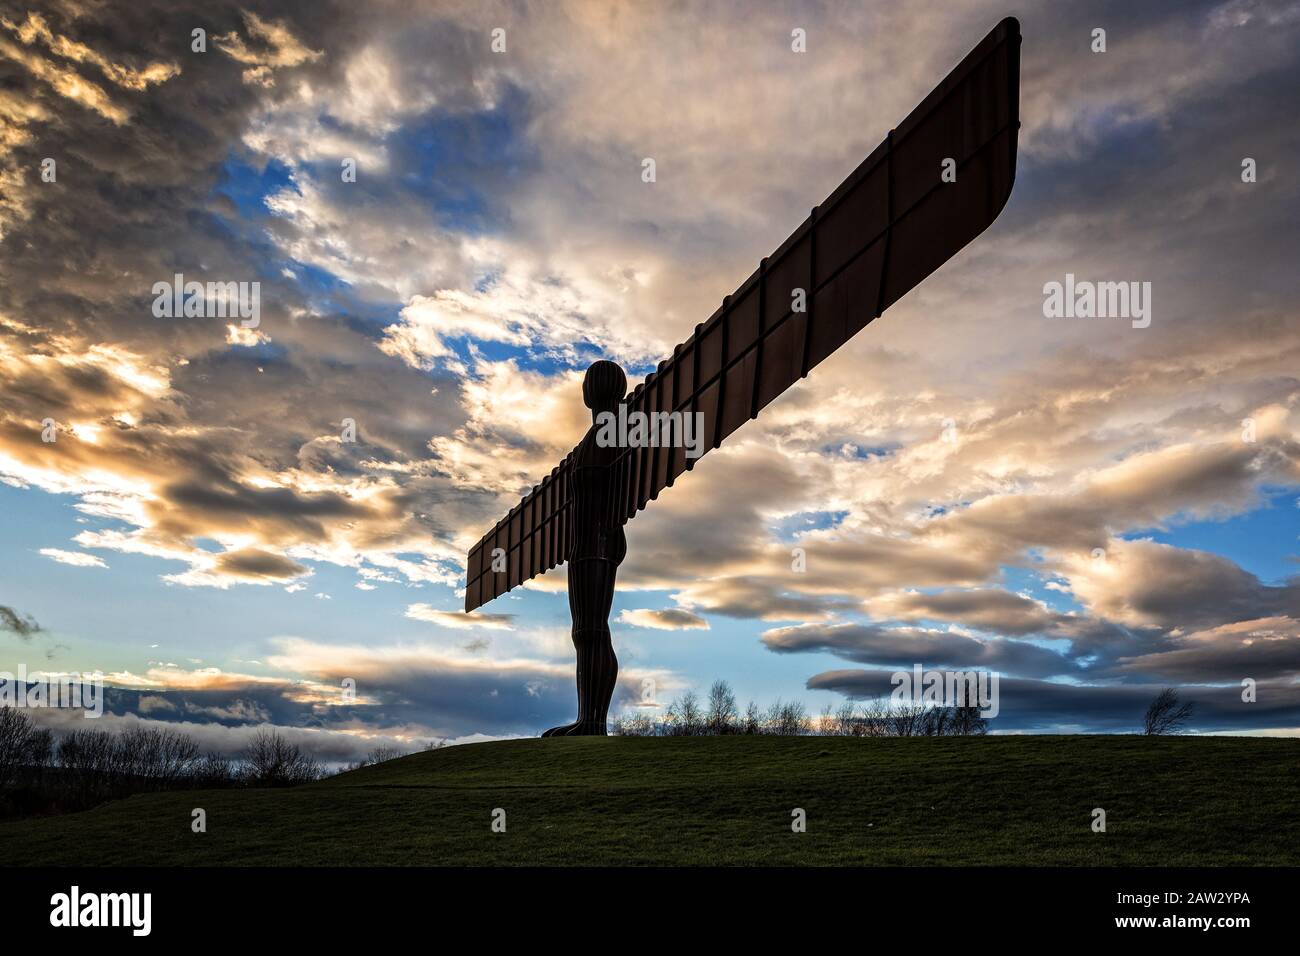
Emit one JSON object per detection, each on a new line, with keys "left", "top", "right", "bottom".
{"left": 806, "top": 669, "right": 1300, "bottom": 733}
{"left": 1065, "top": 539, "right": 1300, "bottom": 632}
{"left": 0, "top": 605, "right": 42, "bottom": 639}
{"left": 867, "top": 588, "right": 1066, "bottom": 636}
{"left": 1109, "top": 618, "right": 1300, "bottom": 682}
{"left": 620, "top": 607, "right": 709, "bottom": 630}
{"left": 13, "top": 646, "right": 653, "bottom": 757}
{"left": 213, "top": 546, "right": 308, "bottom": 580}
{"left": 763, "top": 622, "right": 1079, "bottom": 679}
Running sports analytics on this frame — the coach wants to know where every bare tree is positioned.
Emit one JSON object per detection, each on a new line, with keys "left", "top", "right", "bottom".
{"left": 761, "top": 699, "right": 782, "bottom": 734}
{"left": 29, "top": 727, "right": 53, "bottom": 771}
{"left": 365, "top": 746, "right": 407, "bottom": 765}
{"left": 887, "top": 700, "right": 930, "bottom": 737}
{"left": 116, "top": 728, "right": 201, "bottom": 788}
{"left": 706, "top": 680, "right": 738, "bottom": 735}
{"left": 765, "top": 699, "right": 810, "bottom": 736}
{"left": 856, "top": 697, "right": 890, "bottom": 737}
{"left": 946, "top": 704, "right": 989, "bottom": 736}
{"left": 57, "top": 726, "right": 207, "bottom": 796}
{"left": 8, "top": 721, "right": 234, "bottom": 819}
{"left": 611, "top": 712, "right": 657, "bottom": 736}
{"left": 822, "top": 701, "right": 862, "bottom": 737}
{"left": 665, "top": 690, "right": 703, "bottom": 735}
{"left": 189, "top": 752, "right": 235, "bottom": 788}
{"left": 0, "top": 708, "right": 52, "bottom": 788}
{"left": 818, "top": 703, "right": 834, "bottom": 735}
{"left": 1143, "top": 688, "right": 1194, "bottom": 735}
{"left": 57, "top": 728, "right": 119, "bottom": 798}
{"left": 347, "top": 745, "right": 412, "bottom": 770}
{"left": 242, "top": 728, "right": 321, "bottom": 786}
{"left": 741, "top": 701, "right": 762, "bottom": 735}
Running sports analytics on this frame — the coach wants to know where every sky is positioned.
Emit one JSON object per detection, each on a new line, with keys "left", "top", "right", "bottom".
{"left": 1, "top": 0, "right": 1298, "bottom": 761}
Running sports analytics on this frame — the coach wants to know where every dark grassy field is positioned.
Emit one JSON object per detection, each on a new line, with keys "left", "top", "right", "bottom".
{"left": 3, "top": 735, "right": 1297, "bottom": 866}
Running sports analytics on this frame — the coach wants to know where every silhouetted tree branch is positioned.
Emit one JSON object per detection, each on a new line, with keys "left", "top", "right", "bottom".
{"left": 1143, "top": 688, "right": 1194, "bottom": 735}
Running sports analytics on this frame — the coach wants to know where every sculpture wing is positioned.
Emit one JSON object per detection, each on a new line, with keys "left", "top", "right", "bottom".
{"left": 465, "top": 17, "right": 1020, "bottom": 612}
{"left": 464, "top": 454, "right": 573, "bottom": 612}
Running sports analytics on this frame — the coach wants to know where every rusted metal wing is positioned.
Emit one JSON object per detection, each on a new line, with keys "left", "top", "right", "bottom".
{"left": 465, "top": 17, "right": 1020, "bottom": 612}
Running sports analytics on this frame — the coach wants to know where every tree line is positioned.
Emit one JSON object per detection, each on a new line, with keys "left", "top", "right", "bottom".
{"left": 0, "top": 709, "right": 325, "bottom": 819}
{"left": 611, "top": 680, "right": 990, "bottom": 737}
{"left": 616, "top": 682, "right": 1197, "bottom": 737}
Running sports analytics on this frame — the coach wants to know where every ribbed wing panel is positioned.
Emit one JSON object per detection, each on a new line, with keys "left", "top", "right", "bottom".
{"left": 465, "top": 18, "right": 1020, "bottom": 611}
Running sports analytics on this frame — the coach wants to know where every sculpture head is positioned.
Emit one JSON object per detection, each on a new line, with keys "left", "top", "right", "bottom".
{"left": 582, "top": 360, "right": 626, "bottom": 417}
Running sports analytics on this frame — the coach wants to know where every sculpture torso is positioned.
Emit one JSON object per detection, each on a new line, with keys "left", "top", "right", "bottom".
{"left": 570, "top": 427, "right": 626, "bottom": 566}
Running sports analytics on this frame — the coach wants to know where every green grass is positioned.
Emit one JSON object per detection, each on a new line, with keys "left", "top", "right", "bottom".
{"left": 4, "top": 735, "right": 1297, "bottom": 866}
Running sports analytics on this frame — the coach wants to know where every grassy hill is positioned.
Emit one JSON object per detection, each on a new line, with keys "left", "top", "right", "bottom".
{"left": 4, "top": 735, "right": 1297, "bottom": 866}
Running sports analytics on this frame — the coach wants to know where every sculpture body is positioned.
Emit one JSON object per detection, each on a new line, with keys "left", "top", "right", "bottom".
{"left": 543, "top": 361, "right": 627, "bottom": 736}
{"left": 463, "top": 19, "right": 1022, "bottom": 740}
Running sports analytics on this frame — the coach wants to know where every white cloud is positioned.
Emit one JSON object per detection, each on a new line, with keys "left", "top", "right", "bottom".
{"left": 406, "top": 603, "right": 514, "bottom": 631}
{"left": 619, "top": 608, "right": 709, "bottom": 631}
{"left": 39, "top": 547, "right": 107, "bottom": 568}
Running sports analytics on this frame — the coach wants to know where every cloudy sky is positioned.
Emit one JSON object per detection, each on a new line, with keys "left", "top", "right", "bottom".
{"left": 1, "top": 0, "right": 1298, "bottom": 759}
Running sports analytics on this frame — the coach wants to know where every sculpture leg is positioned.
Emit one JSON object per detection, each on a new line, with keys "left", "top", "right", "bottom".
{"left": 542, "top": 558, "right": 618, "bottom": 737}
{"left": 566, "top": 626, "right": 617, "bottom": 735}
{"left": 540, "top": 626, "right": 589, "bottom": 737}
